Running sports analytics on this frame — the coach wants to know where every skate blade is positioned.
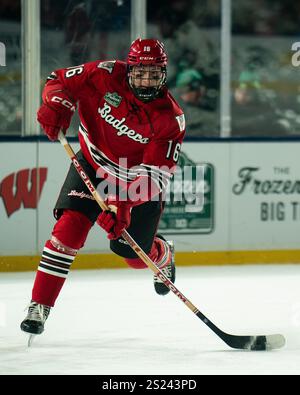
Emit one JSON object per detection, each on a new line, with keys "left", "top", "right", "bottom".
{"left": 27, "top": 334, "right": 35, "bottom": 347}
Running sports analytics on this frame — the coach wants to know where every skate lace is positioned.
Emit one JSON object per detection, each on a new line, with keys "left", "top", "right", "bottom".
{"left": 161, "top": 265, "right": 172, "bottom": 278}
{"left": 26, "top": 302, "right": 50, "bottom": 322}
{"left": 154, "top": 264, "right": 172, "bottom": 282}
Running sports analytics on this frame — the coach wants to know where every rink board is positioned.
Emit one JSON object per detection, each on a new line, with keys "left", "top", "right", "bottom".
{"left": 1, "top": 139, "right": 300, "bottom": 270}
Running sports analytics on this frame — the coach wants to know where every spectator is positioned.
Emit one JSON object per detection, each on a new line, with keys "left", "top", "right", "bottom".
{"left": 65, "top": 2, "right": 92, "bottom": 64}
{"left": 175, "top": 68, "right": 219, "bottom": 136}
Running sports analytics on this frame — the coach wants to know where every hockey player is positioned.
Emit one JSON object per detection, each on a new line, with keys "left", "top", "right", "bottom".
{"left": 21, "top": 38, "right": 186, "bottom": 336}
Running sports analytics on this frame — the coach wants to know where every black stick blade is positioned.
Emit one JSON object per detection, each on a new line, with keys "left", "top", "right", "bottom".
{"left": 249, "top": 334, "right": 286, "bottom": 351}
{"left": 196, "top": 311, "right": 285, "bottom": 351}
{"left": 222, "top": 333, "right": 286, "bottom": 351}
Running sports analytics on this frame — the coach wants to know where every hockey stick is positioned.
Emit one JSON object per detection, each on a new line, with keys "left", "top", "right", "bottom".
{"left": 58, "top": 131, "right": 285, "bottom": 351}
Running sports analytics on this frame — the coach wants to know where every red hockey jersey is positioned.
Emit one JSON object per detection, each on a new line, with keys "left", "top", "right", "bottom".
{"left": 43, "top": 60, "right": 185, "bottom": 192}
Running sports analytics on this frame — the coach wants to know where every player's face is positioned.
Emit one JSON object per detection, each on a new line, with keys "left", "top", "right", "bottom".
{"left": 129, "top": 65, "right": 163, "bottom": 88}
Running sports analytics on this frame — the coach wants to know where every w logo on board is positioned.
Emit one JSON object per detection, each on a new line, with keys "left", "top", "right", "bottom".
{"left": 0, "top": 168, "right": 48, "bottom": 217}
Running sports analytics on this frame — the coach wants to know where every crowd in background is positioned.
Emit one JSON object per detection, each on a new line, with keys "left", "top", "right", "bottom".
{"left": 1, "top": 0, "right": 300, "bottom": 137}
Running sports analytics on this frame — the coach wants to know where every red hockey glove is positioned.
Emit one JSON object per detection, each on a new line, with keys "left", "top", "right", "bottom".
{"left": 97, "top": 199, "right": 133, "bottom": 240}
{"left": 37, "top": 90, "right": 76, "bottom": 141}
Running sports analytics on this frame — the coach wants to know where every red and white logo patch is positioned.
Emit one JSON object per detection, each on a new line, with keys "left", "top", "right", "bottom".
{"left": 176, "top": 114, "right": 185, "bottom": 132}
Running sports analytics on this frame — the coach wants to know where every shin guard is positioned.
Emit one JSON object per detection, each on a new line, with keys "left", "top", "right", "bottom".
{"left": 32, "top": 210, "right": 92, "bottom": 306}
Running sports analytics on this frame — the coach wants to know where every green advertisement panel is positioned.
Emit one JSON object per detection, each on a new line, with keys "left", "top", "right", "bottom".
{"left": 159, "top": 152, "right": 214, "bottom": 234}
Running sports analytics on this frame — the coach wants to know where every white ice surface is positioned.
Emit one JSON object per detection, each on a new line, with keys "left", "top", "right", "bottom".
{"left": 0, "top": 264, "right": 300, "bottom": 375}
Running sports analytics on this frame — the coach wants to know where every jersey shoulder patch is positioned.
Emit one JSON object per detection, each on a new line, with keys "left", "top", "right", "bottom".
{"left": 175, "top": 114, "right": 185, "bottom": 132}
{"left": 97, "top": 60, "right": 116, "bottom": 74}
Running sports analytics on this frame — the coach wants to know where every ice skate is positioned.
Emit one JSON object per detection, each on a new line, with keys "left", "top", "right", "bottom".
{"left": 153, "top": 236, "right": 175, "bottom": 296}
{"left": 20, "top": 301, "right": 51, "bottom": 345}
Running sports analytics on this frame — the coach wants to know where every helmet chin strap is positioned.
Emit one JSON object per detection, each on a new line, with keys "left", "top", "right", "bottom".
{"left": 130, "top": 85, "right": 160, "bottom": 102}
